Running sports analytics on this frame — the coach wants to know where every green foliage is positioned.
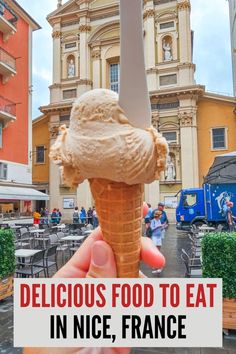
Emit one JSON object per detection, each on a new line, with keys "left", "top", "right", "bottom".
{"left": 202, "top": 232, "right": 236, "bottom": 298}
{"left": 0, "top": 229, "right": 15, "bottom": 279}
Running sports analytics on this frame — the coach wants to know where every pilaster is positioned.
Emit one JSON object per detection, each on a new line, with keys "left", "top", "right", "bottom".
{"left": 91, "top": 47, "right": 101, "bottom": 89}
{"left": 78, "top": 20, "right": 92, "bottom": 94}
{"left": 52, "top": 22, "right": 61, "bottom": 84}
{"left": 178, "top": 109, "right": 199, "bottom": 188}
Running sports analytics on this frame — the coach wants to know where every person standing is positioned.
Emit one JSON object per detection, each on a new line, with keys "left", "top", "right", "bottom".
{"left": 33, "top": 210, "right": 41, "bottom": 226}
{"left": 144, "top": 203, "right": 153, "bottom": 237}
{"left": 150, "top": 210, "right": 163, "bottom": 274}
{"left": 87, "top": 207, "right": 93, "bottom": 225}
{"left": 57, "top": 209, "right": 62, "bottom": 224}
{"left": 92, "top": 206, "right": 99, "bottom": 228}
{"left": 226, "top": 201, "right": 235, "bottom": 232}
{"left": 73, "top": 207, "right": 80, "bottom": 224}
{"left": 152, "top": 202, "right": 168, "bottom": 239}
{"left": 80, "top": 207, "right": 87, "bottom": 224}
{"left": 51, "top": 208, "right": 58, "bottom": 225}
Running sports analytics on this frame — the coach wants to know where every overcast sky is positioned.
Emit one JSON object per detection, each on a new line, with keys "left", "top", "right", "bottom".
{"left": 17, "top": 0, "right": 233, "bottom": 119}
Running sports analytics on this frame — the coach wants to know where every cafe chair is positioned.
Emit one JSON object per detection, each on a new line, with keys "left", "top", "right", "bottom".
{"left": 15, "top": 250, "right": 46, "bottom": 278}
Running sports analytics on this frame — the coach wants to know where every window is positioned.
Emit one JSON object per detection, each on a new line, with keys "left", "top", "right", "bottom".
{"left": 63, "top": 89, "right": 77, "bottom": 100}
{"left": 212, "top": 128, "right": 226, "bottom": 150}
{"left": 60, "top": 114, "right": 70, "bottom": 123}
{"left": 160, "top": 21, "right": 174, "bottom": 30}
{"left": 162, "top": 131, "right": 177, "bottom": 143}
{"left": 36, "top": 146, "right": 45, "bottom": 164}
{"left": 110, "top": 63, "right": 119, "bottom": 93}
{"left": 184, "top": 194, "right": 197, "bottom": 207}
{"left": 0, "top": 162, "right": 7, "bottom": 180}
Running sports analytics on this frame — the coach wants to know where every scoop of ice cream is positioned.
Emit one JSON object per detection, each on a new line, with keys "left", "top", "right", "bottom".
{"left": 50, "top": 89, "right": 168, "bottom": 187}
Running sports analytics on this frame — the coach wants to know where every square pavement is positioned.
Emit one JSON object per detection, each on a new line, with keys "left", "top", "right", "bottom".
{"left": 0, "top": 225, "right": 236, "bottom": 353}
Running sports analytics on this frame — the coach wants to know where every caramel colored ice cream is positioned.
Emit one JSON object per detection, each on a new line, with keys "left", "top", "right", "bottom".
{"left": 50, "top": 88, "right": 168, "bottom": 277}
{"left": 50, "top": 89, "right": 167, "bottom": 187}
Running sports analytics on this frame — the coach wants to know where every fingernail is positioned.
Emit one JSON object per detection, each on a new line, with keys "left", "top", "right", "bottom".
{"left": 91, "top": 242, "right": 108, "bottom": 266}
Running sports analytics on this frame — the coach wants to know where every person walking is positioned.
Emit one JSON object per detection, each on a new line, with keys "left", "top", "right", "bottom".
{"left": 150, "top": 210, "right": 164, "bottom": 274}
{"left": 144, "top": 203, "right": 153, "bottom": 237}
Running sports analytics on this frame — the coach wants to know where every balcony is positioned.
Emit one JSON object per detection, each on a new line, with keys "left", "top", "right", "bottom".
{"left": 0, "top": 95, "right": 16, "bottom": 126}
{"left": 0, "top": 47, "right": 16, "bottom": 83}
{"left": 0, "top": 1, "right": 17, "bottom": 41}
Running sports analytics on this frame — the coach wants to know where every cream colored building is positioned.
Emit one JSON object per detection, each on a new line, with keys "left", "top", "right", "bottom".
{"left": 40, "top": 0, "right": 208, "bottom": 219}
{"left": 228, "top": 0, "right": 236, "bottom": 96}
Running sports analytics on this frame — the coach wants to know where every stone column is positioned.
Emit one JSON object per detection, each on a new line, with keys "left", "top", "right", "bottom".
{"left": 177, "top": 0, "right": 195, "bottom": 85}
{"left": 143, "top": 3, "right": 156, "bottom": 91}
{"left": 91, "top": 47, "right": 101, "bottom": 89}
{"left": 179, "top": 110, "right": 199, "bottom": 188}
{"left": 49, "top": 116, "right": 61, "bottom": 212}
{"left": 78, "top": 21, "right": 92, "bottom": 95}
{"left": 51, "top": 23, "right": 61, "bottom": 103}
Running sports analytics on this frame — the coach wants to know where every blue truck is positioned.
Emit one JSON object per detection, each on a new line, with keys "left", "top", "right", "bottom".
{"left": 176, "top": 152, "right": 236, "bottom": 230}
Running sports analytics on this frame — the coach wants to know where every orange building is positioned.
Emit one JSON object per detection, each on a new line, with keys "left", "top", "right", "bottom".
{"left": 0, "top": 0, "right": 48, "bottom": 215}
{"left": 197, "top": 93, "right": 236, "bottom": 185}
{"left": 32, "top": 114, "right": 50, "bottom": 211}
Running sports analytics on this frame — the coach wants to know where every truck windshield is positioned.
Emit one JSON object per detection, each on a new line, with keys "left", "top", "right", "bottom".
{"left": 183, "top": 193, "right": 197, "bottom": 207}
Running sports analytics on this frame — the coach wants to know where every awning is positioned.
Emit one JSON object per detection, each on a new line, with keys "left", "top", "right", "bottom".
{"left": 0, "top": 186, "right": 49, "bottom": 201}
{"left": 204, "top": 151, "right": 236, "bottom": 184}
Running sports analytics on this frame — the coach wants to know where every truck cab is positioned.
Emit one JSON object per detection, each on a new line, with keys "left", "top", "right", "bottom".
{"left": 176, "top": 188, "right": 205, "bottom": 230}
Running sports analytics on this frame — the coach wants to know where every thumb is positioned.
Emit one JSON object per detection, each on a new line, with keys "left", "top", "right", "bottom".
{"left": 86, "top": 240, "right": 117, "bottom": 278}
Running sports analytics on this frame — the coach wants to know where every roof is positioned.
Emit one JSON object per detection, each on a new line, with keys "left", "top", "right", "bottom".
{"left": 6, "top": 0, "right": 41, "bottom": 31}
{"left": 204, "top": 152, "right": 236, "bottom": 184}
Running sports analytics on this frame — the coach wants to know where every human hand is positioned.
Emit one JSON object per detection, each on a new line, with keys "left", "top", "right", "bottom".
{"left": 24, "top": 204, "right": 165, "bottom": 354}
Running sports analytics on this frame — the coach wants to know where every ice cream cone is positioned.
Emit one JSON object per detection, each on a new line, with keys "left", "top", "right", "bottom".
{"left": 89, "top": 178, "right": 144, "bottom": 278}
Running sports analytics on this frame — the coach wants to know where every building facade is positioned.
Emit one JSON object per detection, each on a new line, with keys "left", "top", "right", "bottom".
{"left": 228, "top": 0, "right": 236, "bottom": 96}
{"left": 32, "top": 114, "right": 50, "bottom": 211}
{"left": 0, "top": 0, "right": 46, "bottom": 215}
{"left": 40, "top": 0, "right": 236, "bottom": 219}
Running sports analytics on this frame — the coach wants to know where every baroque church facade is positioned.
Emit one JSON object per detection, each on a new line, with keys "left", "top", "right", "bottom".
{"left": 39, "top": 0, "right": 236, "bottom": 219}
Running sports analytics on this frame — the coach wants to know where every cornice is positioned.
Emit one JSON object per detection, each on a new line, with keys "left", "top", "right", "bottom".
{"left": 143, "top": 9, "right": 155, "bottom": 20}
{"left": 40, "top": 102, "right": 73, "bottom": 114}
{"left": 177, "top": 1, "right": 191, "bottom": 11}
{"left": 150, "top": 85, "right": 205, "bottom": 99}
{"left": 52, "top": 30, "right": 61, "bottom": 38}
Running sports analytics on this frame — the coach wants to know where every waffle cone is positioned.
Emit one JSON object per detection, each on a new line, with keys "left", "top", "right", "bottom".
{"left": 89, "top": 178, "right": 144, "bottom": 278}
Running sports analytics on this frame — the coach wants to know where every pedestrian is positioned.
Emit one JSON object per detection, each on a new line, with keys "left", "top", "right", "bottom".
{"left": 150, "top": 210, "right": 164, "bottom": 274}
{"left": 144, "top": 203, "right": 153, "bottom": 237}
{"left": 73, "top": 207, "right": 80, "bottom": 224}
{"left": 80, "top": 207, "right": 87, "bottom": 224}
{"left": 87, "top": 207, "right": 93, "bottom": 225}
{"left": 50, "top": 208, "right": 58, "bottom": 225}
{"left": 152, "top": 202, "right": 169, "bottom": 239}
{"left": 33, "top": 210, "right": 41, "bottom": 226}
{"left": 225, "top": 201, "right": 235, "bottom": 232}
{"left": 92, "top": 206, "right": 99, "bottom": 228}
{"left": 57, "top": 209, "right": 62, "bottom": 224}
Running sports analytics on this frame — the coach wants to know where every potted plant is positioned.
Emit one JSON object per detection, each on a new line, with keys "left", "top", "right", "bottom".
{"left": 202, "top": 232, "right": 236, "bottom": 330}
{"left": 0, "top": 229, "right": 15, "bottom": 301}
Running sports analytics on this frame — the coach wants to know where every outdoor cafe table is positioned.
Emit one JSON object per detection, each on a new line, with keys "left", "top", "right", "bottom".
{"left": 52, "top": 224, "right": 66, "bottom": 229}
{"left": 15, "top": 249, "right": 41, "bottom": 259}
{"left": 83, "top": 230, "right": 92, "bottom": 235}
{"left": 60, "top": 235, "right": 85, "bottom": 242}
{"left": 29, "top": 229, "right": 48, "bottom": 248}
{"left": 198, "top": 226, "right": 215, "bottom": 232}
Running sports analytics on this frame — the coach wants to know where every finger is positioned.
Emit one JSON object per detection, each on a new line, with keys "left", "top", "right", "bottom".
{"left": 141, "top": 236, "right": 166, "bottom": 269}
{"left": 86, "top": 240, "right": 117, "bottom": 278}
{"left": 142, "top": 202, "right": 148, "bottom": 217}
{"left": 54, "top": 227, "right": 103, "bottom": 278}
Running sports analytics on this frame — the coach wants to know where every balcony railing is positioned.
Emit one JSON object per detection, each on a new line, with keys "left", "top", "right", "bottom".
{"left": 0, "top": 95, "right": 16, "bottom": 126}
{"left": 0, "top": 47, "right": 16, "bottom": 83}
{"left": 0, "top": 47, "right": 15, "bottom": 70}
{"left": 0, "top": 0, "right": 17, "bottom": 41}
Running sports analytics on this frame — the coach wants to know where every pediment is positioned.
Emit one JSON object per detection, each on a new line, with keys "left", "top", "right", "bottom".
{"left": 156, "top": 11, "right": 177, "bottom": 21}
{"left": 47, "top": 0, "right": 80, "bottom": 19}
{"left": 159, "top": 121, "right": 179, "bottom": 131}
{"left": 90, "top": 0, "right": 118, "bottom": 9}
